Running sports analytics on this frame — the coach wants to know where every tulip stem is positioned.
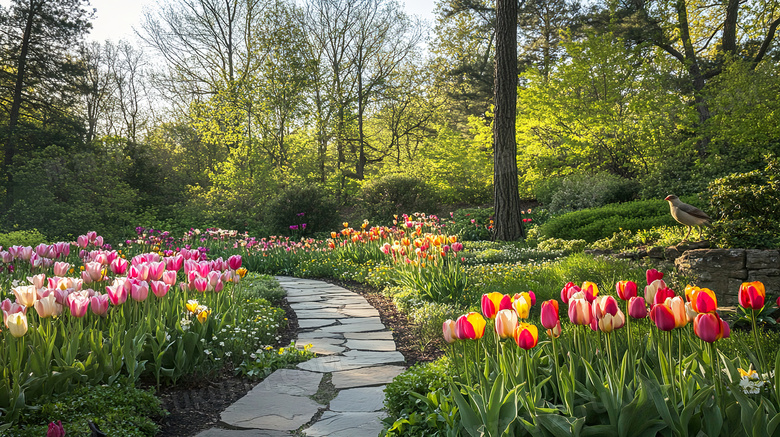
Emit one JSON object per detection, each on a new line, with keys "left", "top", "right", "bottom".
{"left": 525, "top": 349, "right": 535, "bottom": 415}
{"left": 752, "top": 309, "right": 766, "bottom": 375}
{"left": 667, "top": 331, "right": 677, "bottom": 408}
{"left": 551, "top": 336, "right": 562, "bottom": 410}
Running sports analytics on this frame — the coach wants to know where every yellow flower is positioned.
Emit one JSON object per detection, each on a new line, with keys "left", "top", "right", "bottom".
{"left": 237, "top": 268, "right": 248, "bottom": 278}
{"left": 186, "top": 300, "right": 200, "bottom": 314}
{"left": 197, "top": 309, "right": 210, "bottom": 323}
{"left": 739, "top": 367, "right": 758, "bottom": 379}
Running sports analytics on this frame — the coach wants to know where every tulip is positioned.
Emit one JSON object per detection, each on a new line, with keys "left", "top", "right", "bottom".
{"left": 2, "top": 299, "right": 27, "bottom": 327}
{"left": 592, "top": 295, "right": 620, "bottom": 320}
{"left": 130, "top": 280, "right": 150, "bottom": 302}
{"left": 739, "top": 281, "right": 765, "bottom": 310}
{"left": 110, "top": 258, "right": 128, "bottom": 275}
{"left": 34, "top": 294, "right": 60, "bottom": 318}
{"left": 560, "top": 282, "right": 581, "bottom": 304}
{"left": 693, "top": 313, "right": 730, "bottom": 343}
{"left": 598, "top": 310, "right": 626, "bottom": 333}
{"left": 652, "top": 286, "right": 676, "bottom": 306}
{"left": 443, "top": 319, "right": 458, "bottom": 343}
{"left": 161, "top": 270, "right": 177, "bottom": 286}
{"left": 615, "top": 280, "right": 637, "bottom": 301}
{"left": 689, "top": 287, "right": 718, "bottom": 313}
{"left": 481, "top": 292, "right": 511, "bottom": 319}
{"left": 651, "top": 297, "right": 687, "bottom": 330}
{"left": 628, "top": 296, "right": 647, "bottom": 319}
{"left": 193, "top": 277, "right": 209, "bottom": 293}
{"left": 47, "top": 420, "right": 65, "bottom": 437}
{"left": 150, "top": 280, "right": 170, "bottom": 298}
{"left": 186, "top": 299, "right": 200, "bottom": 314}
{"left": 197, "top": 309, "right": 210, "bottom": 323}
{"left": 512, "top": 293, "right": 532, "bottom": 319}
{"left": 228, "top": 254, "right": 242, "bottom": 270}
{"left": 514, "top": 323, "right": 539, "bottom": 349}
{"left": 495, "top": 309, "right": 518, "bottom": 338}
{"left": 84, "top": 261, "right": 104, "bottom": 282}
{"left": 7, "top": 312, "right": 28, "bottom": 337}
{"left": 540, "top": 300, "right": 560, "bottom": 330}
{"left": 106, "top": 283, "right": 128, "bottom": 306}
{"left": 67, "top": 292, "right": 90, "bottom": 318}
{"left": 581, "top": 281, "right": 599, "bottom": 302}
{"left": 148, "top": 261, "right": 165, "bottom": 281}
{"left": 53, "top": 262, "right": 70, "bottom": 276}
{"left": 568, "top": 298, "right": 591, "bottom": 326}
{"left": 28, "top": 273, "right": 46, "bottom": 289}
{"left": 90, "top": 293, "right": 109, "bottom": 316}
{"left": 646, "top": 268, "right": 663, "bottom": 285}
{"left": 12, "top": 285, "right": 38, "bottom": 307}
{"left": 644, "top": 279, "right": 667, "bottom": 304}
{"left": 77, "top": 235, "right": 89, "bottom": 249}
{"left": 455, "top": 312, "right": 486, "bottom": 340}
{"left": 451, "top": 242, "right": 464, "bottom": 252}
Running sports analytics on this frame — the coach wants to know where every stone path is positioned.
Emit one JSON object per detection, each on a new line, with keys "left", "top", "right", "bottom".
{"left": 195, "top": 277, "right": 405, "bottom": 437}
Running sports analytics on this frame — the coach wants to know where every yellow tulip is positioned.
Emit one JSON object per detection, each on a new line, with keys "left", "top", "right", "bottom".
{"left": 7, "top": 312, "right": 28, "bottom": 337}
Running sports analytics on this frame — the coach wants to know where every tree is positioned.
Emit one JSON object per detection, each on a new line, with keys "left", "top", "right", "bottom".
{"left": 0, "top": 0, "right": 93, "bottom": 209}
{"left": 492, "top": 0, "right": 524, "bottom": 241}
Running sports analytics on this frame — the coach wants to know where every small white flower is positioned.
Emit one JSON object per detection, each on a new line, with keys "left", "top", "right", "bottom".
{"left": 204, "top": 349, "right": 212, "bottom": 355}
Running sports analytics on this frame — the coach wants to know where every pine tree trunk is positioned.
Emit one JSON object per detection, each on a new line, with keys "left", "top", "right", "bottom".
{"left": 492, "top": 0, "right": 524, "bottom": 241}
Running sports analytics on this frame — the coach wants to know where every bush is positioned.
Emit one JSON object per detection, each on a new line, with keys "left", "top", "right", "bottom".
{"left": 537, "top": 238, "right": 587, "bottom": 253}
{"left": 538, "top": 199, "right": 679, "bottom": 243}
{"left": 358, "top": 175, "right": 439, "bottom": 225}
{"left": 445, "top": 207, "right": 494, "bottom": 241}
{"left": 0, "top": 229, "right": 49, "bottom": 248}
{"left": 384, "top": 357, "right": 451, "bottom": 419}
{"left": 534, "top": 173, "right": 640, "bottom": 213}
{"left": 264, "top": 182, "right": 340, "bottom": 236}
{"left": 707, "top": 156, "right": 780, "bottom": 248}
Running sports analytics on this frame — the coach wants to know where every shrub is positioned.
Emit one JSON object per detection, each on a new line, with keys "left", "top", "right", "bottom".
{"left": 264, "top": 182, "right": 340, "bottom": 236}
{"left": 537, "top": 238, "right": 587, "bottom": 253}
{"left": 707, "top": 156, "right": 780, "bottom": 248}
{"left": 384, "top": 357, "right": 451, "bottom": 419}
{"left": 357, "top": 174, "right": 439, "bottom": 225}
{"left": 0, "top": 229, "right": 49, "bottom": 248}
{"left": 535, "top": 173, "right": 640, "bottom": 213}
{"left": 445, "top": 207, "right": 494, "bottom": 241}
{"left": 408, "top": 301, "right": 463, "bottom": 350}
{"left": 538, "top": 199, "right": 678, "bottom": 242}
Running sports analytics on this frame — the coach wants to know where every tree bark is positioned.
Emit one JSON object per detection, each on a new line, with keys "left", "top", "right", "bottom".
{"left": 492, "top": 0, "right": 524, "bottom": 241}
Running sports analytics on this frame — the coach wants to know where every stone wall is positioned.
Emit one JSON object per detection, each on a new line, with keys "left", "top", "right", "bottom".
{"left": 674, "top": 249, "right": 780, "bottom": 307}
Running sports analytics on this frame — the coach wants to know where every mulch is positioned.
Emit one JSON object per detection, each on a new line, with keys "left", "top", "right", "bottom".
{"left": 154, "top": 278, "right": 441, "bottom": 436}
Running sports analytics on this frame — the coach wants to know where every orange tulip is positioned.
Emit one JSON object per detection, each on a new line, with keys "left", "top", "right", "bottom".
{"left": 689, "top": 287, "right": 718, "bottom": 313}
{"left": 514, "top": 323, "right": 539, "bottom": 349}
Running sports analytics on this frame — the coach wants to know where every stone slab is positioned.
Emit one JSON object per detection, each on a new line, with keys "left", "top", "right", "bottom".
{"left": 343, "top": 331, "right": 395, "bottom": 341}
{"left": 297, "top": 341, "right": 345, "bottom": 356}
{"left": 295, "top": 309, "right": 344, "bottom": 319}
{"left": 303, "top": 411, "right": 386, "bottom": 437}
{"left": 195, "top": 428, "right": 289, "bottom": 437}
{"left": 290, "top": 302, "right": 344, "bottom": 310}
{"left": 314, "top": 322, "right": 387, "bottom": 334}
{"left": 297, "top": 319, "right": 338, "bottom": 329}
{"left": 254, "top": 369, "right": 323, "bottom": 397}
{"left": 345, "top": 339, "right": 397, "bottom": 352}
{"left": 339, "top": 307, "right": 380, "bottom": 318}
{"left": 220, "top": 393, "right": 321, "bottom": 430}
{"left": 331, "top": 365, "right": 405, "bottom": 389}
{"left": 330, "top": 386, "right": 387, "bottom": 412}
{"left": 297, "top": 351, "right": 404, "bottom": 373}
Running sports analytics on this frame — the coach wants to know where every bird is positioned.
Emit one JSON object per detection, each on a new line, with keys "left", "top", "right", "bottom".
{"left": 664, "top": 194, "right": 712, "bottom": 241}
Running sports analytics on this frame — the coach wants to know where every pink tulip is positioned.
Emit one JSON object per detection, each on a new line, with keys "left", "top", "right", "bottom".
{"left": 148, "top": 261, "right": 165, "bottom": 281}
{"left": 87, "top": 231, "right": 97, "bottom": 242}
{"left": 568, "top": 298, "right": 592, "bottom": 326}
{"left": 443, "top": 319, "right": 458, "bottom": 343}
{"left": 228, "top": 255, "right": 242, "bottom": 270}
{"left": 560, "top": 282, "right": 581, "bottom": 304}
{"left": 628, "top": 296, "right": 648, "bottom": 319}
{"left": 110, "top": 258, "right": 128, "bottom": 275}
{"left": 193, "top": 277, "right": 209, "bottom": 293}
{"left": 130, "top": 280, "right": 150, "bottom": 302}
{"left": 27, "top": 273, "right": 46, "bottom": 289}
{"left": 95, "top": 236, "right": 104, "bottom": 247}
{"left": 1, "top": 251, "right": 12, "bottom": 263}
{"left": 162, "top": 270, "right": 177, "bottom": 286}
{"left": 52, "top": 288, "right": 71, "bottom": 306}
{"left": 451, "top": 242, "right": 464, "bottom": 252}
{"left": 67, "top": 292, "right": 90, "bottom": 318}
{"left": 165, "top": 255, "right": 184, "bottom": 271}
{"left": 128, "top": 264, "right": 149, "bottom": 281}
{"left": 106, "top": 283, "right": 128, "bottom": 306}
{"left": 2, "top": 299, "right": 27, "bottom": 327}
{"left": 150, "top": 280, "right": 170, "bottom": 298}
{"left": 90, "top": 293, "right": 109, "bottom": 316}
{"left": 694, "top": 313, "right": 730, "bottom": 343}
{"left": 592, "top": 295, "right": 620, "bottom": 320}
{"left": 77, "top": 235, "right": 89, "bottom": 249}
{"left": 47, "top": 420, "right": 65, "bottom": 437}
{"left": 84, "top": 261, "right": 104, "bottom": 282}
{"left": 540, "top": 300, "right": 560, "bottom": 330}
{"left": 53, "top": 262, "right": 70, "bottom": 276}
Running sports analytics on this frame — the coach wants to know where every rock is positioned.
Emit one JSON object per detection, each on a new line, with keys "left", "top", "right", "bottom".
{"left": 665, "top": 246, "right": 681, "bottom": 261}
{"left": 746, "top": 250, "right": 780, "bottom": 270}
{"left": 331, "top": 365, "right": 405, "bottom": 389}
{"left": 648, "top": 247, "right": 665, "bottom": 259}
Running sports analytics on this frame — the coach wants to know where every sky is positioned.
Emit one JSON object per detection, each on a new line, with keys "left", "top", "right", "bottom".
{"left": 0, "top": 0, "right": 438, "bottom": 43}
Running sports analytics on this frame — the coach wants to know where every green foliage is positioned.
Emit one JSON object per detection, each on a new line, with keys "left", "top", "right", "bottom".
{"left": 357, "top": 174, "right": 440, "bottom": 226}
{"left": 236, "top": 343, "right": 315, "bottom": 379}
{"left": 445, "top": 207, "right": 494, "bottom": 241}
{"left": 0, "top": 230, "right": 48, "bottom": 248}
{"left": 536, "top": 238, "right": 587, "bottom": 253}
{"left": 242, "top": 274, "right": 287, "bottom": 304}
{"left": 408, "top": 301, "right": 464, "bottom": 350}
{"left": 264, "top": 182, "right": 341, "bottom": 236}
{"left": 461, "top": 241, "right": 565, "bottom": 265}
{"left": 7, "top": 383, "right": 164, "bottom": 437}
{"left": 384, "top": 357, "right": 451, "bottom": 419}
{"left": 535, "top": 172, "right": 640, "bottom": 213}
{"left": 707, "top": 156, "right": 780, "bottom": 248}
{"left": 539, "top": 199, "right": 677, "bottom": 242}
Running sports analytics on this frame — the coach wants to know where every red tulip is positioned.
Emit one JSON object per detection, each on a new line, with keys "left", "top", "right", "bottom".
{"left": 514, "top": 322, "right": 539, "bottom": 349}
{"left": 739, "top": 281, "right": 765, "bottom": 310}
{"left": 592, "top": 295, "right": 619, "bottom": 320}
{"left": 650, "top": 303, "right": 676, "bottom": 331}
{"left": 652, "top": 286, "right": 676, "bottom": 306}
{"left": 628, "top": 296, "right": 647, "bottom": 319}
{"left": 560, "top": 282, "right": 581, "bottom": 304}
{"left": 481, "top": 292, "right": 512, "bottom": 319}
{"left": 228, "top": 255, "right": 243, "bottom": 270}
{"left": 646, "top": 268, "right": 663, "bottom": 285}
{"left": 693, "top": 313, "right": 730, "bottom": 343}
{"left": 455, "top": 312, "right": 486, "bottom": 340}
{"left": 616, "top": 280, "right": 637, "bottom": 301}
{"left": 540, "top": 300, "right": 560, "bottom": 330}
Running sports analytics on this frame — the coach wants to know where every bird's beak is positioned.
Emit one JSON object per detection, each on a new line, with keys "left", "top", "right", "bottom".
{"left": 664, "top": 195, "right": 672, "bottom": 201}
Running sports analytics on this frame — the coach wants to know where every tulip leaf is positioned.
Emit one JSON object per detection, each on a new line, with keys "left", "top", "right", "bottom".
{"left": 701, "top": 401, "right": 723, "bottom": 437}
{"left": 680, "top": 386, "right": 713, "bottom": 430}
{"left": 775, "top": 350, "right": 780, "bottom": 407}
{"left": 766, "top": 412, "right": 780, "bottom": 436}
{"left": 450, "top": 384, "right": 484, "bottom": 437}
{"left": 618, "top": 383, "right": 665, "bottom": 437}
{"left": 536, "top": 413, "right": 576, "bottom": 437}
{"left": 581, "top": 424, "right": 616, "bottom": 437}
{"left": 640, "top": 374, "right": 683, "bottom": 436}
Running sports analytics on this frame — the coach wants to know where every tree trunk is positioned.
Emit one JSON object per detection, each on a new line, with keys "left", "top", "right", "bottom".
{"left": 356, "top": 68, "right": 366, "bottom": 180}
{"left": 3, "top": 0, "right": 41, "bottom": 211}
{"left": 492, "top": 0, "right": 524, "bottom": 241}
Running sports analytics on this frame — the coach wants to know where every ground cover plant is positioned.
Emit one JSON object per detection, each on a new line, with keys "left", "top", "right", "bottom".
{"left": 0, "top": 231, "right": 311, "bottom": 435}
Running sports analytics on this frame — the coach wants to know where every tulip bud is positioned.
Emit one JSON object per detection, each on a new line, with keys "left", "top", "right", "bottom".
{"left": 540, "top": 300, "right": 560, "bottom": 330}
{"left": 628, "top": 296, "right": 647, "bottom": 319}
{"left": 495, "top": 309, "right": 518, "bottom": 339}
{"left": 615, "top": 280, "right": 637, "bottom": 301}
{"left": 514, "top": 323, "right": 539, "bottom": 350}
{"left": 443, "top": 319, "right": 458, "bottom": 343}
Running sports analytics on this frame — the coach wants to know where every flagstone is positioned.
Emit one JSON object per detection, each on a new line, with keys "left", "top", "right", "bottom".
{"left": 302, "top": 411, "right": 386, "bottom": 437}
{"left": 331, "top": 366, "right": 405, "bottom": 389}
{"left": 345, "top": 339, "right": 397, "bottom": 351}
